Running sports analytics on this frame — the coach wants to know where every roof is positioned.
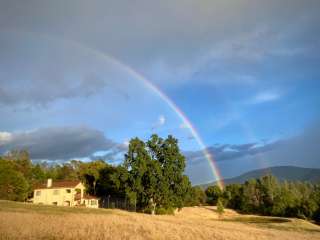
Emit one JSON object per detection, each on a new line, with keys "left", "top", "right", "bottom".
{"left": 75, "top": 193, "right": 98, "bottom": 200}
{"left": 83, "top": 194, "right": 98, "bottom": 200}
{"left": 34, "top": 180, "right": 81, "bottom": 189}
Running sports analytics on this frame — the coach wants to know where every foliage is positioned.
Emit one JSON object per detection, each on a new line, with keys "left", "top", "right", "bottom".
{"left": 96, "top": 164, "right": 125, "bottom": 198}
{"left": 206, "top": 175, "right": 320, "bottom": 222}
{"left": 155, "top": 207, "right": 175, "bottom": 215}
{"left": 205, "top": 185, "right": 222, "bottom": 205}
{"left": 216, "top": 198, "right": 224, "bottom": 216}
{"left": 0, "top": 159, "right": 29, "bottom": 201}
{"left": 184, "top": 186, "right": 206, "bottom": 206}
{"left": 120, "top": 135, "right": 193, "bottom": 213}
{"left": 0, "top": 135, "right": 198, "bottom": 215}
{"left": 0, "top": 150, "right": 119, "bottom": 201}
{"left": 77, "top": 160, "right": 107, "bottom": 195}
{"left": 4, "top": 142, "right": 320, "bottom": 221}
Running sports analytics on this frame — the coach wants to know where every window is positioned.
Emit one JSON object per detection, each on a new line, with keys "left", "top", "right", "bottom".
{"left": 36, "top": 191, "right": 41, "bottom": 196}
{"left": 66, "top": 189, "right": 71, "bottom": 193}
{"left": 52, "top": 202, "right": 58, "bottom": 205}
{"left": 90, "top": 200, "right": 97, "bottom": 205}
{"left": 53, "top": 189, "right": 59, "bottom": 195}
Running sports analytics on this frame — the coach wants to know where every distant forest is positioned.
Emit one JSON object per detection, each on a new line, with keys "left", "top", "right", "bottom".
{"left": 0, "top": 134, "right": 319, "bottom": 221}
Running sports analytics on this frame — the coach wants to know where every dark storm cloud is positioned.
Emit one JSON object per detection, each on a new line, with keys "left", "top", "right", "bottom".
{"left": 0, "top": 126, "right": 122, "bottom": 160}
{"left": 186, "top": 122, "right": 320, "bottom": 182}
{"left": 185, "top": 142, "right": 263, "bottom": 163}
{"left": 0, "top": 0, "right": 319, "bottom": 87}
{"left": 0, "top": 0, "right": 318, "bottom": 111}
{"left": 90, "top": 151, "right": 125, "bottom": 165}
{"left": 186, "top": 122, "right": 320, "bottom": 165}
{"left": 0, "top": 75, "right": 106, "bottom": 106}
{"left": 0, "top": 32, "right": 109, "bottom": 107}
{"left": 185, "top": 123, "right": 320, "bottom": 184}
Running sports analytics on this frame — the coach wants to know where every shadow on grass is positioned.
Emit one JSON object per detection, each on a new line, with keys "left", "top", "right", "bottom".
{"left": 221, "top": 216, "right": 320, "bottom": 233}
{"left": 223, "top": 216, "right": 291, "bottom": 224}
{"left": 202, "top": 206, "right": 222, "bottom": 214}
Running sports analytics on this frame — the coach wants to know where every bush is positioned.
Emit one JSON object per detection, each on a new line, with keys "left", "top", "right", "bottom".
{"left": 155, "top": 207, "right": 175, "bottom": 215}
{"left": 313, "top": 208, "right": 320, "bottom": 223}
{"left": 143, "top": 207, "right": 153, "bottom": 214}
{"left": 216, "top": 198, "right": 224, "bottom": 216}
{"left": 206, "top": 185, "right": 222, "bottom": 205}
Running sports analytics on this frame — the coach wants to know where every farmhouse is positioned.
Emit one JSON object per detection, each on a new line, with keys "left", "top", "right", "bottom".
{"left": 33, "top": 179, "right": 99, "bottom": 208}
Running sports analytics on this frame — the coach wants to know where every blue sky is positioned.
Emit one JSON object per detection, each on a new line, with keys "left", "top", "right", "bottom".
{"left": 0, "top": 0, "right": 319, "bottom": 184}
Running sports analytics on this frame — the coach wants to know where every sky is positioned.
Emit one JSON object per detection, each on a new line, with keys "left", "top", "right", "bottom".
{"left": 0, "top": 0, "right": 319, "bottom": 184}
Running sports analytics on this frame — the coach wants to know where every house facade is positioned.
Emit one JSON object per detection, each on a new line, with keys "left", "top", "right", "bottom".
{"left": 33, "top": 179, "right": 99, "bottom": 208}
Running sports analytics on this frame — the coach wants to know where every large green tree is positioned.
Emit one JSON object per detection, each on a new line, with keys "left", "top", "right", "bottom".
{"left": 0, "top": 159, "right": 29, "bottom": 201}
{"left": 96, "top": 164, "right": 126, "bottom": 198}
{"left": 122, "top": 135, "right": 192, "bottom": 213}
{"left": 206, "top": 185, "right": 222, "bottom": 205}
{"left": 78, "top": 160, "right": 107, "bottom": 195}
{"left": 185, "top": 186, "right": 206, "bottom": 206}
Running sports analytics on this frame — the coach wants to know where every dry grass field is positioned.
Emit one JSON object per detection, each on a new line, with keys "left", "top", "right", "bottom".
{"left": 0, "top": 200, "right": 319, "bottom": 240}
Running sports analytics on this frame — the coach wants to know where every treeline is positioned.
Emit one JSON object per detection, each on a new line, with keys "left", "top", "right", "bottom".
{"left": 1, "top": 134, "right": 319, "bottom": 220}
{"left": 205, "top": 175, "right": 320, "bottom": 222}
{"left": 0, "top": 149, "right": 116, "bottom": 201}
{"left": 0, "top": 135, "right": 204, "bottom": 214}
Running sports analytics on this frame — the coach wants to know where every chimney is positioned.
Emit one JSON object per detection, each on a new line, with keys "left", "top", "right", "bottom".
{"left": 47, "top": 178, "right": 52, "bottom": 188}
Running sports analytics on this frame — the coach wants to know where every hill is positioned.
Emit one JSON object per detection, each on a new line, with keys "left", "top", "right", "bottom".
{"left": 201, "top": 166, "right": 320, "bottom": 189}
{"left": 0, "top": 200, "right": 319, "bottom": 240}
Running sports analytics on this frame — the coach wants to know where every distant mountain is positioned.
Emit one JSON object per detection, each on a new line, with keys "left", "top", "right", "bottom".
{"left": 200, "top": 166, "right": 320, "bottom": 189}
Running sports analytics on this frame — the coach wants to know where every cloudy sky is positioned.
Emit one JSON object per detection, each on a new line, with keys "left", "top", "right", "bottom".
{"left": 0, "top": 0, "right": 319, "bottom": 184}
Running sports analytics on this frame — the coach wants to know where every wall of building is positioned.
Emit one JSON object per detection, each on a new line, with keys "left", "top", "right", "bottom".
{"left": 84, "top": 199, "right": 99, "bottom": 208}
{"left": 33, "top": 183, "right": 85, "bottom": 207}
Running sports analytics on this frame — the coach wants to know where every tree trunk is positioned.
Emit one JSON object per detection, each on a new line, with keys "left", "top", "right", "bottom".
{"left": 150, "top": 198, "right": 156, "bottom": 215}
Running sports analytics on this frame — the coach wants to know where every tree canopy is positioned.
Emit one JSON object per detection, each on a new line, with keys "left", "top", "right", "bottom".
{"left": 206, "top": 174, "right": 320, "bottom": 222}
{"left": 1, "top": 138, "right": 319, "bottom": 220}
{"left": 119, "top": 135, "right": 193, "bottom": 213}
{"left": 0, "top": 135, "right": 200, "bottom": 214}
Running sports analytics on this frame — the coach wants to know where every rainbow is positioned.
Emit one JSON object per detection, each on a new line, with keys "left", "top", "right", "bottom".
{"left": 10, "top": 30, "right": 224, "bottom": 188}
{"left": 110, "top": 62, "right": 224, "bottom": 189}
{"left": 89, "top": 53, "right": 224, "bottom": 189}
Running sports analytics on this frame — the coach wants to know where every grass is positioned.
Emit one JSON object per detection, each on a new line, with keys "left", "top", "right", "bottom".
{"left": 0, "top": 200, "right": 320, "bottom": 240}
{"left": 0, "top": 200, "right": 113, "bottom": 215}
{"left": 221, "top": 216, "right": 320, "bottom": 233}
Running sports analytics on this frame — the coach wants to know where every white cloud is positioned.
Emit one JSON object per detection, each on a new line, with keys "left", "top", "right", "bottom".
{"left": 0, "top": 132, "right": 12, "bottom": 143}
{"left": 152, "top": 115, "right": 166, "bottom": 130}
{"left": 158, "top": 115, "right": 166, "bottom": 126}
{"left": 250, "top": 91, "right": 282, "bottom": 104}
{"left": 123, "top": 139, "right": 130, "bottom": 147}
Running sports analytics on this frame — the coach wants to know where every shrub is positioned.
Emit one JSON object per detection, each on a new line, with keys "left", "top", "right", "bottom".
{"left": 155, "top": 207, "right": 175, "bottom": 215}
{"left": 216, "top": 198, "right": 224, "bottom": 216}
